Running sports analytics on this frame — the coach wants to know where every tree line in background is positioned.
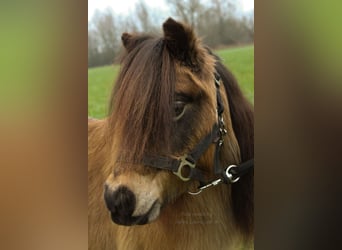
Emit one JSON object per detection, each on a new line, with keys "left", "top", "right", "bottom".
{"left": 88, "top": 0, "right": 254, "bottom": 68}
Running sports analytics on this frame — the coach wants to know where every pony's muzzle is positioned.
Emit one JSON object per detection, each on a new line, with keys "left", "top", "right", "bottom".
{"left": 104, "top": 185, "right": 160, "bottom": 226}
{"left": 104, "top": 185, "right": 135, "bottom": 215}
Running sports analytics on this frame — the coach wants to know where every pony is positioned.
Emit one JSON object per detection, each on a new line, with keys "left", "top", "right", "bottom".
{"left": 88, "top": 18, "right": 254, "bottom": 250}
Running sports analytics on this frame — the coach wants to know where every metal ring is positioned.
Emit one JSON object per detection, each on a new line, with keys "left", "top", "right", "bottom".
{"left": 173, "top": 155, "right": 196, "bottom": 181}
{"left": 188, "top": 189, "right": 203, "bottom": 195}
{"left": 225, "top": 165, "right": 240, "bottom": 183}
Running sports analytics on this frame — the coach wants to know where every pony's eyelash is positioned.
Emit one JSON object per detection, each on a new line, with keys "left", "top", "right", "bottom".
{"left": 174, "top": 93, "right": 193, "bottom": 103}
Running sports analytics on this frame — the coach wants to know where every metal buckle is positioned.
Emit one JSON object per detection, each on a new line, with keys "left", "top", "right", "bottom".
{"left": 218, "top": 116, "right": 227, "bottom": 146}
{"left": 214, "top": 73, "right": 221, "bottom": 87}
{"left": 215, "top": 77, "right": 220, "bottom": 87}
{"left": 225, "top": 165, "right": 240, "bottom": 183}
{"left": 173, "top": 155, "right": 196, "bottom": 181}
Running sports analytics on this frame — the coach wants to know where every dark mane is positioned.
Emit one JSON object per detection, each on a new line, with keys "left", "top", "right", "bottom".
{"left": 108, "top": 37, "right": 175, "bottom": 162}
{"left": 215, "top": 57, "right": 254, "bottom": 235}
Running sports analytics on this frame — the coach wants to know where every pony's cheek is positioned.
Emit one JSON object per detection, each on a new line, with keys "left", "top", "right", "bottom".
{"left": 154, "top": 172, "right": 191, "bottom": 204}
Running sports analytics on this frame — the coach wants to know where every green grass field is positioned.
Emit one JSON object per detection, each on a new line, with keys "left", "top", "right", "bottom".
{"left": 88, "top": 45, "right": 254, "bottom": 118}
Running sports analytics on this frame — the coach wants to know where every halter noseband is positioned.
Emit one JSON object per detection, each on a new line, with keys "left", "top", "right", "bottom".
{"left": 142, "top": 73, "right": 254, "bottom": 195}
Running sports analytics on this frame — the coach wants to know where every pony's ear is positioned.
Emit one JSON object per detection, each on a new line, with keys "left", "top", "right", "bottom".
{"left": 121, "top": 33, "right": 153, "bottom": 53}
{"left": 162, "top": 18, "right": 198, "bottom": 66}
{"left": 121, "top": 32, "right": 133, "bottom": 49}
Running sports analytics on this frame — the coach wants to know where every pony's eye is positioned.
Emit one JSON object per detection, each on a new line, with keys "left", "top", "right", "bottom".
{"left": 174, "top": 101, "right": 186, "bottom": 119}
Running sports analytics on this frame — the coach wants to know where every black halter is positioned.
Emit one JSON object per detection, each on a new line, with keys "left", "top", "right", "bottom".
{"left": 142, "top": 73, "right": 254, "bottom": 194}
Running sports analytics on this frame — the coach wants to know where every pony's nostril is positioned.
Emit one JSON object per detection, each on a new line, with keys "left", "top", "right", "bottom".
{"left": 104, "top": 186, "right": 136, "bottom": 216}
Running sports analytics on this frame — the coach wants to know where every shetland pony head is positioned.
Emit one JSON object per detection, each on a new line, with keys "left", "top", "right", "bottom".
{"left": 103, "top": 18, "right": 252, "bottom": 235}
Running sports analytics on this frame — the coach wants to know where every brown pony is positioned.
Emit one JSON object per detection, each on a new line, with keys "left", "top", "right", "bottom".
{"left": 88, "top": 18, "right": 254, "bottom": 250}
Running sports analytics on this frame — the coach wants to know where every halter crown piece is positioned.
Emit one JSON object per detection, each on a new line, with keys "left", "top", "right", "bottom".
{"left": 142, "top": 73, "right": 254, "bottom": 195}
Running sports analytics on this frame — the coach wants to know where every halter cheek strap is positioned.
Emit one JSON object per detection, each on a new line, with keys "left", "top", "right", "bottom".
{"left": 142, "top": 73, "right": 254, "bottom": 194}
